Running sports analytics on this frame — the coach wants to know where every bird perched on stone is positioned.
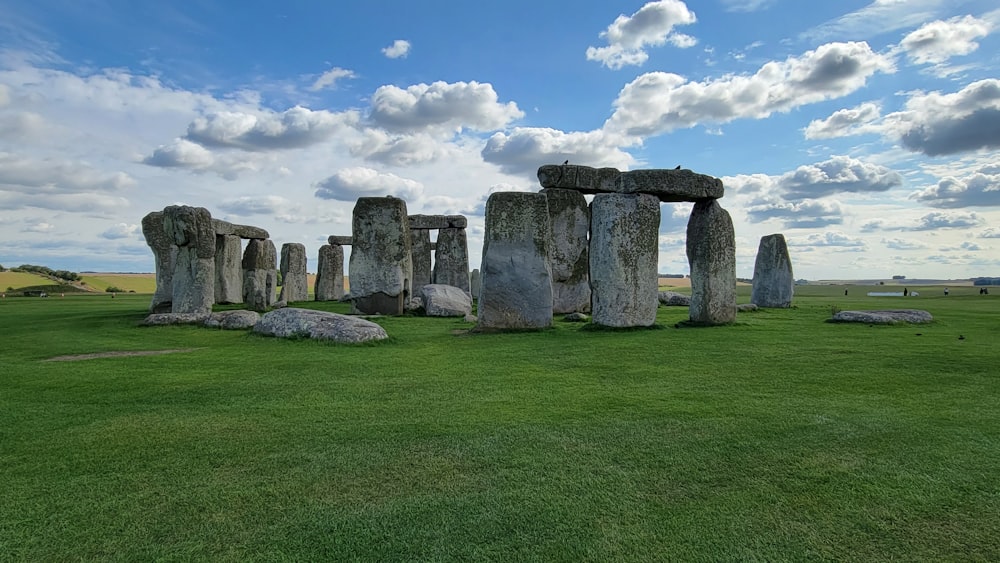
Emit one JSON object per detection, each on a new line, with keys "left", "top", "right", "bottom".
{"left": 563, "top": 159, "right": 569, "bottom": 165}
{"left": 674, "top": 165, "right": 681, "bottom": 170}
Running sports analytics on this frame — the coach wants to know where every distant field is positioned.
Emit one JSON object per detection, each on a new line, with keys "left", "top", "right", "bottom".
{"left": 79, "top": 273, "right": 158, "bottom": 294}
{"left": 0, "top": 271, "right": 53, "bottom": 291}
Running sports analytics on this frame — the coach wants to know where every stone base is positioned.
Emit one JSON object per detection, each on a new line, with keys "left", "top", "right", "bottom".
{"left": 352, "top": 292, "right": 404, "bottom": 315}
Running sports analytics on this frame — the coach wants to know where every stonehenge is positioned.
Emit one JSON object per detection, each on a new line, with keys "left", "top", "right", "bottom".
{"left": 686, "top": 200, "right": 737, "bottom": 325}
{"left": 315, "top": 243, "right": 345, "bottom": 302}
{"left": 242, "top": 238, "right": 277, "bottom": 312}
{"left": 348, "top": 196, "right": 413, "bottom": 315}
{"left": 751, "top": 234, "right": 794, "bottom": 308}
{"left": 541, "top": 188, "right": 591, "bottom": 314}
{"left": 140, "top": 211, "right": 176, "bottom": 313}
{"left": 278, "top": 243, "right": 308, "bottom": 303}
{"left": 162, "top": 205, "right": 216, "bottom": 316}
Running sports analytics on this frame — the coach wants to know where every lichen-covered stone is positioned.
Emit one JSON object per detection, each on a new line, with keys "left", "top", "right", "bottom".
{"left": 214, "top": 234, "right": 243, "bottom": 304}
{"left": 162, "top": 205, "right": 215, "bottom": 315}
{"left": 537, "top": 164, "right": 620, "bottom": 193}
{"left": 315, "top": 244, "right": 345, "bottom": 302}
{"left": 542, "top": 188, "right": 591, "bottom": 314}
{"left": 328, "top": 235, "right": 353, "bottom": 246}
{"left": 279, "top": 243, "right": 309, "bottom": 303}
{"left": 204, "top": 310, "right": 260, "bottom": 330}
{"left": 590, "top": 193, "right": 660, "bottom": 327}
{"left": 141, "top": 211, "right": 176, "bottom": 313}
{"left": 686, "top": 200, "right": 736, "bottom": 325}
{"left": 141, "top": 312, "right": 209, "bottom": 326}
{"left": 658, "top": 291, "right": 691, "bottom": 306}
{"left": 408, "top": 214, "right": 468, "bottom": 229}
{"left": 242, "top": 238, "right": 277, "bottom": 312}
{"left": 349, "top": 197, "right": 412, "bottom": 315}
{"left": 832, "top": 310, "right": 933, "bottom": 324}
{"left": 410, "top": 229, "right": 433, "bottom": 290}
{"left": 212, "top": 218, "right": 269, "bottom": 240}
{"left": 476, "top": 192, "right": 553, "bottom": 330}
{"left": 253, "top": 308, "right": 388, "bottom": 343}
{"left": 432, "top": 227, "right": 471, "bottom": 294}
{"left": 537, "top": 164, "right": 724, "bottom": 202}
{"left": 421, "top": 284, "right": 473, "bottom": 317}
{"left": 751, "top": 233, "right": 794, "bottom": 308}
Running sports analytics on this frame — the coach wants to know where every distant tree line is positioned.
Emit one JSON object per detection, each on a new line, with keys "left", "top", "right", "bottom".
{"left": 9, "top": 264, "right": 82, "bottom": 282}
{"left": 973, "top": 277, "right": 1000, "bottom": 286}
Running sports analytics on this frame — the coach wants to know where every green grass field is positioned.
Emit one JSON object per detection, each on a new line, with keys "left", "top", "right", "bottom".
{"left": 0, "top": 270, "right": 54, "bottom": 292}
{"left": 1, "top": 289, "right": 998, "bottom": 560}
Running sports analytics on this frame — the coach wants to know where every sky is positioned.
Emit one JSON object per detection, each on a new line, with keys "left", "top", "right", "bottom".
{"left": 1, "top": 0, "right": 998, "bottom": 281}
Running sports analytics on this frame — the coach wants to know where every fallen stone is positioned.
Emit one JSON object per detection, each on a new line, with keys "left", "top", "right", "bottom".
{"left": 537, "top": 164, "right": 724, "bottom": 202}
{"left": 463, "top": 313, "right": 477, "bottom": 323}
{"left": 211, "top": 218, "right": 269, "bottom": 240}
{"left": 141, "top": 313, "right": 209, "bottom": 326}
{"left": 564, "top": 312, "right": 590, "bottom": 322}
{"left": 832, "top": 310, "right": 933, "bottom": 324}
{"left": 658, "top": 291, "right": 691, "bottom": 306}
{"left": 737, "top": 303, "right": 759, "bottom": 313}
{"left": 421, "top": 284, "right": 473, "bottom": 317}
{"left": 204, "top": 310, "right": 261, "bottom": 330}
{"left": 253, "top": 307, "right": 388, "bottom": 343}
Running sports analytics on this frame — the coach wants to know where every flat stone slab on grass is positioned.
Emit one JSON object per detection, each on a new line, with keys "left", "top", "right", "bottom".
{"left": 832, "top": 309, "right": 933, "bottom": 324}
{"left": 658, "top": 291, "right": 690, "bottom": 306}
{"left": 253, "top": 307, "right": 388, "bottom": 343}
{"left": 142, "top": 313, "right": 210, "bottom": 326}
{"left": 204, "top": 310, "right": 261, "bottom": 330}
{"left": 421, "top": 284, "right": 472, "bottom": 317}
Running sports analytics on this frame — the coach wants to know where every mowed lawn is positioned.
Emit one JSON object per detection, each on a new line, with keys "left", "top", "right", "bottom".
{"left": 1, "top": 290, "right": 998, "bottom": 560}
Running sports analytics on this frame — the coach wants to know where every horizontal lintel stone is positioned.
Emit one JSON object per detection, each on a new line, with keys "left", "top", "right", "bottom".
{"left": 328, "top": 235, "right": 353, "bottom": 246}
{"left": 212, "top": 219, "right": 269, "bottom": 239}
{"left": 537, "top": 164, "right": 723, "bottom": 202}
{"left": 408, "top": 214, "right": 468, "bottom": 229}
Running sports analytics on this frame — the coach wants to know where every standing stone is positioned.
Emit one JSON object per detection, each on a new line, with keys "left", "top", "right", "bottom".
{"left": 686, "top": 200, "right": 736, "bottom": 325}
{"left": 470, "top": 268, "right": 481, "bottom": 300}
{"left": 214, "top": 234, "right": 243, "bottom": 304}
{"left": 590, "top": 193, "right": 660, "bottom": 327}
{"left": 751, "top": 234, "right": 794, "bottom": 308}
{"left": 162, "top": 205, "right": 215, "bottom": 315}
{"left": 315, "top": 244, "right": 345, "bottom": 301}
{"left": 410, "top": 229, "right": 433, "bottom": 290}
{"left": 542, "top": 188, "right": 591, "bottom": 314}
{"left": 477, "top": 192, "right": 553, "bottom": 330}
{"left": 141, "top": 211, "right": 176, "bottom": 313}
{"left": 349, "top": 197, "right": 412, "bottom": 315}
{"left": 242, "top": 239, "right": 277, "bottom": 312}
{"left": 433, "top": 227, "right": 471, "bottom": 294}
{"left": 279, "top": 243, "right": 308, "bottom": 303}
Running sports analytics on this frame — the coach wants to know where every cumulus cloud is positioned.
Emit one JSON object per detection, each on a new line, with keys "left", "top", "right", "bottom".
{"left": 780, "top": 156, "right": 902, "bottom": 200}
{"left": 912, "top": 211, "right": 983, "bottom": 230}
{"left": 746, "top": 198, "right": 844, "bottom": 228}
{"left": 382, "top": 39, "right": 411, "bottom": 59}
{"left": 910, "top": 165, "right": 1000, "bottom": 208}
{"left": 368, "top": 81, "right": 522, "bottom": 134}
{"left": 480, "top": 127, "right": 636, "bottom": 177}
{"left": 980, "top": 228, "right": 1000, "bottom": 238}
{"left": 144, "top": 138, "right": 215, "bottom": 170}
{"left": 804, "top": 102, "right": 881, "bottom": 139}
{"left": 787, "top": 231, "right": 867, "bottom": 248}
{"left": 880, "top": 79, "right": 1000, "bottom": 156}
{"left": 586, "top": 0, "right": 698, "bottom": 69}
{"left": 313, "top": 167, "right": 423, "bottom": 201}
{"left": 309, "top": 67, "right": 357, "bottom": 91}
{"left": 604, "top": 41, "right": 894, "bottom": 138}
{"left": 100, "top": 223, "right": 140, "bottom": 239}
{"left": 882, "top": 237, "right": 927, "bottom": 250}
{"left": 184, "top": 106, "right": 357, "bottom": 150}
{"left": 0, "top": 191, "right": 128, "bottom": 213}
{"left": 347, "top": 130, "right": 458, "bottom": 166}
{"left": 900, "top": 15, "right": 993, "bottom": 65}
{"left": 217, "top": 195, "right": 294, "bottom": 215}
{"left": 0, "top": 152, "right": 135, "bottom": 194}
{"left": 22, "top": 221, "right": 55, "bottom": 233}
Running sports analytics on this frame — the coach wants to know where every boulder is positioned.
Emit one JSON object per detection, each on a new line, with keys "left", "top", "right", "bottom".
{"left": 686, "top": 200, "right": 736, "bottom": 325}
{"left": 564, "top": 312, "right": 590, "bottom": 322}
{"left": 832, "top": 310, "right": 933, "bottom": 324}
{"left": 349, "top": 197, "right": 412, "bottom": 315}
{"left": 204, "top": 310, "right": 261, "bottom": 330}
{"left": 751, "top": 233, "right": 794, "bottom": 308}
{"left": 214, "top": 234, "right": 243, "bottom": 304}
{"left": 737, "top": 303, "right": 759, "bottom": 313}
{"left": 477, "top": 192, "right": 553, "bottom": 330}
{"left": 315, "top": 244, "right": 345, "bottom": 301}
{"left": 421, "top": 284, "right": 473, "bottom": 317}
{"left": 658, "top": 291, "right": 691, "bottom": 306}
{"left": 279, "top": 243, "right": 309, "bottom": 303}
{"left": 590, "top": 193, "right": 660, "bottom": 327}
{"left": 242, "top": 238, "right": 277, "bottom": 312}
{"left": 141, "top": 211, "right": 176, "bottom": 313}
{"left": 162, "top": 205, "right": 215, "bottom": 315}
{"left": 432, "top": 227, "right": 471, "bottom": 294}
{"left": 253, "top": 308, "right": 388, "bottom": 343}
{"left": 542, "top": 188, "right": 591, "bottom": 314}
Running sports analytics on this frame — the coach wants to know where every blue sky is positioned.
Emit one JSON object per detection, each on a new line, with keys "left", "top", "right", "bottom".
{"left": 1, "top": 0, "right": 998, "bottom": 280}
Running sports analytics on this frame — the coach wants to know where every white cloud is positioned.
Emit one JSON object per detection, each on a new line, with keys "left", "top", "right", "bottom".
{"left": 801, "top": 0, "right": 954, "bottom": 43}
{"left": 780, "top": 156, "right": 902, "bottom": 200}
{"left": 882, "top": 237, "right": 928, "bottom": 250}
{"left": 912, "top": 211, "right": 983, "bottom": 230}
{"left": 480, "top": 127, "right": 635, "bottom": 177}
{"left": 746, "top": 198, "right": 845, "bottom": 228}
{"left": 217, "top": 195, "right": 295, "bottom": 216}
{"left": 604, "top": 41, "right": 894, "bottom": 138}
{"left": 787, "top": 231, "right": 867, "bottom": 248}
{"left": 313, "top": 167, "right": 424, "bottom": 202}
{"left": 804, "top": 102, "right": 881, "bottom": 139}
{"left": 347, "top": 130, "right": 458, "bottom": 166}
{"left": 719, "top": 0, "right": 776, "bottom": 12}
{"left": 586, "top": 0, "right": 698, "bottom": 70}
{"left": 980, "top": 228, "right": 1000, "bottom": 239}
{"left": 309, "top": 67, "right": 357, "bottom": 91}
{"left": 368, "top": 81, "right": 523, "bottom": 134}
{"left": 144, "top": 138, "right": 215, "bottom": 170}
{"left": 184, "top": 106, "right": 358, "bottom": 150}
{"left": 382, "top": 39, "right": 411, "bottom": 59}
{"left": 100, "top": 223, "right": 140, "bottom": 239}
{"left": 900, "top": 15, "right": 993, "bottom": 65}
{"left": 22, "top": 221, "right": 55, "bottom": 233}
{"left": 910, "top": 165, "right": 1000, "bottom": 208}
{"left": 0, "top": 152, "right": 135, "bottom": 194}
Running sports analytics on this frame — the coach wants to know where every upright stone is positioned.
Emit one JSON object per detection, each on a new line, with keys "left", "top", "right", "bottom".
{"left": 242, "top": 239, "right": 277, "bottom": 312}
{"left": 215, "top": 234, "right": 243, "bottom": 304}
{"left": 751, "top": 234, "right": 794, "bottom": 308}
{"left": 590, "top": 193, "right": 660, "bottom": 327}
{"left": 349, "top": 197, "right": 412, "bottom": 315}
{"left": 542, "top": 188, "right": 591, "bottom": 313}
{"left": 470, "top": 268, "right": 481, "bottom": 300}
{"left": 410, "top": 229, "right": 433, "bottom": 290}
{"left": 279, "top": 243, "right": 308, "bottom": 303}
{"left": 141, "top": 211, "right": 176, "bottom": 313}
{"left": 476, "top": 192, "right": 553, "bottom": 330}
{"left": 433, "top": 227, "right": 471, "bottom": 294}
{"left": 686, "top": 200, "right": 736, "bottom": 325}
{"left": 162, "top": 205, "right": 215, "bottom": 315}
{"left": 315, "top": 244, "right": 345, "bottom": 301}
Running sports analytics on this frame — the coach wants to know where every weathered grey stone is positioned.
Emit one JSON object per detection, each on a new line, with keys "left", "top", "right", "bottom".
{"left": 410, "top": 229, "right": 433, "bottom": 290}
{"left": 433, "top": 227, "right": 471, "bottom": 294}
{"left": 421, "top": 284, "right": 473, "bottom": 317}
{"left": 204, "top": 310, "right": 261, "bottom": 330}
{"left": 751, "top": 234, "right": 794, "bottom": 308}
{"left": 832, "top": 310, "right": 933, "bottom": 324}
{"left": 408, "top": 214, "right": 468, "bottom": 229}
{"left": 141, "top": 312, "right": 209, "bottom": 326}
{"left": 470, "top": 268, "right": 481, "bottom": 299}
{"left": 737, "top": 303, "right": 759, "bottom": 313}
{"left": 211, "top": 218, "right": 269, "bottom": 240}
{"left": 314, "top": 244, "right": 345, "bottom": 302}
{"left": 658, "top": 291, "right": 691, "bottom": 306}
{"left": 590, "top": 193, "right": 660, "bottom": 327}
{"left": 328, "top": 235, "right": 353, "bottom": 246}
{"left": 564, "top": 312, "right": 590, "bottom": 322}
{"left": 141, "top": 211, "right": 176, "bottom": 313}
{"left": 214, "top": 234, "right": 243, "bottom": 304}
{"left": 406, "top": 296, "right": 424, "bottom": 312}
{"left": 686, "top": 200, "right": 737, "bottom": 325}
{"left": 253, "top": 307, "right": 388, "bottom": 343}
{"left": 542, "top": 188, "right": 591, "bottom": 314}
{"left": 463, "top": 313, "right": 477, "bottom": 323}
{"left": 162, "top": 205, "right": 215, "bottom": 315}
{"left": 476, "top": 192, "right": 553, "bottom": 330}
{"left": 242, "top": 238, "right": 277, "bottom": 312}
{"left": 278, "top": 243, "right": 308, "bottom": 303}
{"left": 349, "top": 197, "right": 412, "bottom": 315}
{"left": 537, "top": 164, "right": 724, "bottom": 202}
